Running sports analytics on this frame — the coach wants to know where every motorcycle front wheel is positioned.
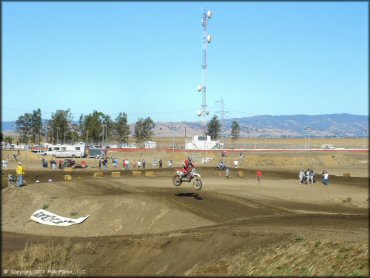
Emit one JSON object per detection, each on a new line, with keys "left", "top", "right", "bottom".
{"left": 172, "top": 175, "right": 182, "bottom": 186}
{"left": 193, "top": 178, "right": 202, "bottom": 190}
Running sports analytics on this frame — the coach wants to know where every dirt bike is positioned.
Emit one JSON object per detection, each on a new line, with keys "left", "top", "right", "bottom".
{"left": 172, "top": 168, "right": 203, "bottom": 190}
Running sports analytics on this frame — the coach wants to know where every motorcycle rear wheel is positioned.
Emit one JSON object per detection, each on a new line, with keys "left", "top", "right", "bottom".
{"left": 193, "top": 178, "right": 202, "bottom": 190}
{"left": 172, "top": 175, "right": 182, "bottom": 186}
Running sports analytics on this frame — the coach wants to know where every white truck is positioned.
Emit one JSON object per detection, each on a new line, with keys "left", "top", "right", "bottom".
{"left": 321, "top": 144, "right": 335, "bottom": 150}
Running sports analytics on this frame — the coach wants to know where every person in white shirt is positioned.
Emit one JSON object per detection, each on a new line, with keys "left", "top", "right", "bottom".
{"left": 323, "top": 171, "right": 329, "bottom": 185}
{"left": 299, "top": 170, "right": 305, "bottom": 184}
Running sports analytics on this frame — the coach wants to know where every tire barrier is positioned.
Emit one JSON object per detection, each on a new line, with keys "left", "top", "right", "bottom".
{"left": 145, "top": 171, "right": 156, "bottom": 177}
{"left": 237, "top": 171, "right": 245, "bottom": 178}
{"left": 93, "top": 172, "right": 104, "bottom": 178}
{"left": 132, "top": 171, "right": 142, "bottom": 177}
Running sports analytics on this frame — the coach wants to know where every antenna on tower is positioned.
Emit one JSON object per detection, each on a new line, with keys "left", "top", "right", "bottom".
{"left": 197, "top": 8, "right": 213, "bottom": 136}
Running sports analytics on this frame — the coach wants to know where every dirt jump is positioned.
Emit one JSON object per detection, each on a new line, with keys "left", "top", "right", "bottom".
{"left": 1, "top": 162, "right": 368, "bottom": 277}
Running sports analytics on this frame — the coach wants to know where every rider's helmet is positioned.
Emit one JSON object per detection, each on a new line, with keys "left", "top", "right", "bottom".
{"left": 188, "top": 157, "right": 193, "bottom": 164}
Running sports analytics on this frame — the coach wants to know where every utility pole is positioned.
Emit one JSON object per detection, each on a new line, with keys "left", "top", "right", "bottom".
{"left": 171, "top": 126, "right": 175, "bottom": 152}
{"left": 363, "top": 128, "right": 367, "bottom": 149}
{"left": 244, "top": 126, "right": 247, "bottom": 150}
{"left": 102, "top": 124, "right": 105, "bottom": 147}
{"left": 56, "top": 127, "right": 60, "bottom": 145}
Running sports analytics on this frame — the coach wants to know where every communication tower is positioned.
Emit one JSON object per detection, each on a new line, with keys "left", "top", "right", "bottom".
{"left": 197, "top": 9, "right": 213, "bottom": 134}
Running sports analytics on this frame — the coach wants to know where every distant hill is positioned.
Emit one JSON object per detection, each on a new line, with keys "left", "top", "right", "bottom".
{"left": 2, "top": 114, "right": 368, "bottom": 138}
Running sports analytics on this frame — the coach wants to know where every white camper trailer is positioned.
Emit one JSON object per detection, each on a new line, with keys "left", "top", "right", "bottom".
{"left": 44, "top": 143, "right": 86, "bottom": 158}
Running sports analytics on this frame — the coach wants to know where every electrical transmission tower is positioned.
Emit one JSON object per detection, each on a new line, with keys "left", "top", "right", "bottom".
{"left": 215, "top": 97, "right": 229, "bottom": 143}
{"left": 197, "top": 9, "right": 213, "bottom": 135}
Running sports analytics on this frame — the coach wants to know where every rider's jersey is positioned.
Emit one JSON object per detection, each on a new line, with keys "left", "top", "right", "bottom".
{"left": 183, "top": 160, "right": 195, "bottom": 173}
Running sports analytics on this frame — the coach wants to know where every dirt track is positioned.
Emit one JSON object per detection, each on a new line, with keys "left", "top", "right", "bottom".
{"left": 2, "top": 168, "right": 369, "bottom": 276}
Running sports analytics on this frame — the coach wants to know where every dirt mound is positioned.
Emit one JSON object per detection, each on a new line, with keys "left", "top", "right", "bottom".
{"left": 2, "top": 167, "right": 368, "bottom": 276}
{"left": 2, "top": 179, "right": 217, "bottom": 237}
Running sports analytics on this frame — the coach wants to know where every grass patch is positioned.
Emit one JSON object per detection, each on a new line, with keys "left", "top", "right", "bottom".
{"left": 294, "top": 235, "right": 304, "bottom": 242}
{"left": 13, "top": 239, "right": 75, "bottom": 271}
{"left": 69, "top": 212, "right": 78, "bottom": 217}
{"left": 193, "top": 239, "right": 369, "bottom": 276}
{"left": 42, "top": 204, "right": 49, "bottom": 210}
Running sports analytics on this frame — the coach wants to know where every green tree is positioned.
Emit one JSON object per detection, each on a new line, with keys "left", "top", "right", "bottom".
{"left": 31, "top": 109, "right": 42, "bottom": 144}
{"left": 4, "top": 136, "right": 13, "bottom": 144}
{"left": 231, "top": 121, "right": 240, "bottom": 141}
{"left": 80, "top": 111, "right": 104, "bottom": 144}
{"left": 80, "top": 111, "right": 114, "bottom": 144}
{"left": 115, "top": 112, "right": 130, "bottom": 143}
{"left": 101, "top": 114, "right": 114, "bottom": 143}
{"left": 49, "top": 109, "right": 73, "bottom": 144}
{"left": 134, "top": 117, "right": 155, "bottom": 143}
{"left": 15, "top": 113, "right": 33, "bottom": 144}
{"left": 70, "top": 123, "right": 80, "bottom": 143}
{"left": 207, "top": 115, "right": 221, "bottom": 140}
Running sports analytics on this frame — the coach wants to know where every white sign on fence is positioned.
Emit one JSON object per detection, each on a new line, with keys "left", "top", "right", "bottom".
{"left": 30, "top": 209, "right": 89, "bottom": 226}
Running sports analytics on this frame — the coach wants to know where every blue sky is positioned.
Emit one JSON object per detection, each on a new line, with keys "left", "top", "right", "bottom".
{"left": 3, "top": 2, "right": 368, "bottom": 123}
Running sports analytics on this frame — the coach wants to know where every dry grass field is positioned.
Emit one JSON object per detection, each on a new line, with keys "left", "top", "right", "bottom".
{"left": 152, "top": 136, "right": 368, "bottom": 149}
{"left": 1, "top": 140, "right": 368, "bottom": 276}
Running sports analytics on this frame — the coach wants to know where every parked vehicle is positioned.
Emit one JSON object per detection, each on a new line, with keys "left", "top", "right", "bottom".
{"left": 88, "top": 148, "right": 106, "bottom": 158}
{"left": 44, "top": 143, "right": 86, "bottom": 158}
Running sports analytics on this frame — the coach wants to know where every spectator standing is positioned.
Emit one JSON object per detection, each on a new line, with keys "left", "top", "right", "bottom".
{"left": 168, "top": 160, "right": 172, "bottom": 167}
{"left": 125, "top": 159, "right": 130, "bottom": 170}
{"left": 142, "top": 159, "right": 146, "bottom": 169}
{"left": 152, "top": 159, "right": 157, "bottom": 168}
{"left": 99, "top": 159, "right": 102, "bottom": 170}
{"left": 59, "top": 160, "right": 63, "bottom": 170}
{"left": 323, "top": 170, "right": 329, "bottom": 185}
{"left": 104, "top": 157, "right": 108, "bottom": 171}
{"left": 133, "top": 160, "right": 137, "bottom": 168}
{"left": 122, "top": 159, "right": 127, "bottom": 169}
{"left": 305, "top": 169, "right": 310, "bottom": 182}
{"left": 137, "top": 160, "right": 142, "bottom": 168}
{"left": 257, "top": 169, "right": 262, "bottom": 183}
{"left": 159, "top": 159, "right": 163, "bottom": 168}
{"left": 2, "top": 159, "right": 8, "bottom": 170}
{"left": 15, "top": 161, "right": 25, "bottom": 187}
{"left": 225, "top": 168, "right": 230, "bottom": 179}
{"left": 299, "top": 170, "right": 305, "bottom": 184}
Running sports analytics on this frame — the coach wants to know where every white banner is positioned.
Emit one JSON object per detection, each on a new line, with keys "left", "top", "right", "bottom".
{"left": 30, "top": 209, "right": 89, "bottom": 226}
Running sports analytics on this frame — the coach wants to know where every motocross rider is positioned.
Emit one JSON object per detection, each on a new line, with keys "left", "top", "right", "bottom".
{"left": 183, "top": 157, "right": 195, "bottom": 180}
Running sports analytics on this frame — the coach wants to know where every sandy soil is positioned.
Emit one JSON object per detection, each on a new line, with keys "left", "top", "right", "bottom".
{"left": 1, "top": 165, "right": 368, "bottom": 276}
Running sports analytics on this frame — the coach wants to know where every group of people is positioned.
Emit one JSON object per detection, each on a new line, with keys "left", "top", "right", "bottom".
{"left": 299, "top": 169, "right": 316, "bottom": 184}
{"left": 299, "top": 169, "right": 329, "bottom": 185}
